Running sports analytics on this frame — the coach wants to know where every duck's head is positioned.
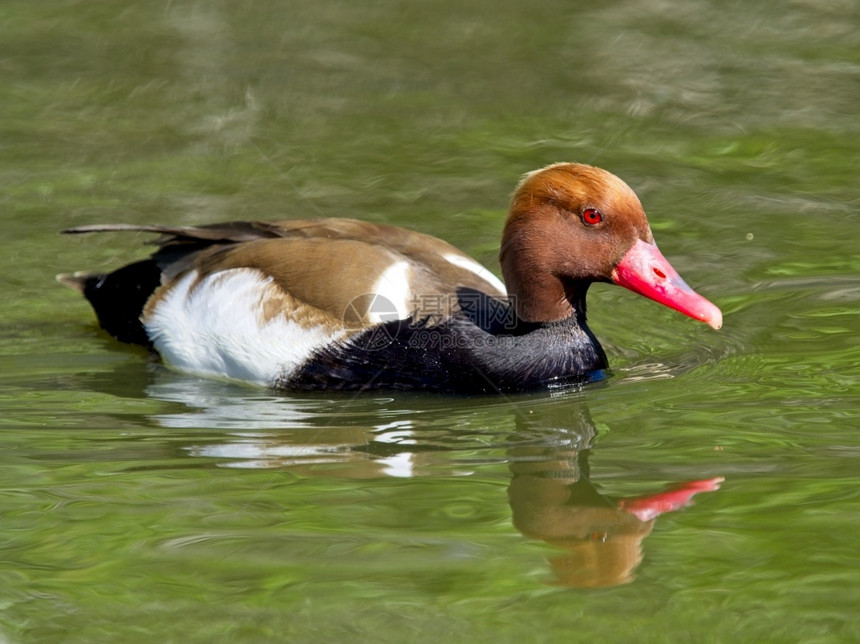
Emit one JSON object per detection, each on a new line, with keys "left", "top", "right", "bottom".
{"left": 500, "top": 163, "right": 722, "bottom": 329}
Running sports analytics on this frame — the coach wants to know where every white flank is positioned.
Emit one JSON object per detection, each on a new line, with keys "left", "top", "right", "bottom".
{"left": 144, "top": 268, "right": 344, "bottom": 387}
{"left": 443, "top": 253, "right": 507, "bottom": 295}
{"left": 369, "top": 260, "right": 413, "bottom": 322}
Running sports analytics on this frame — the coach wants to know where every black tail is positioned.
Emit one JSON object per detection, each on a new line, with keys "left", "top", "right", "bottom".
{"left": 57, "top": 259, "right": 163, "bottom": 346}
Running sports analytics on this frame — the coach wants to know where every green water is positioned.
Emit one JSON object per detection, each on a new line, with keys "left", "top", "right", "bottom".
{"left": 2, "top": 0, "right": 859, "bottom": 641}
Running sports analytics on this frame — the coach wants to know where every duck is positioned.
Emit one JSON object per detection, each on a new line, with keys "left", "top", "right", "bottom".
{"left": 58, "top": 163, "right": 721, "bottom": 393}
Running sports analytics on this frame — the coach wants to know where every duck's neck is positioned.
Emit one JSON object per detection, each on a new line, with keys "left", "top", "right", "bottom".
{"left": 504, "top": 268, "right": 594, "bottom": 329}
{"left": 504, "top": 270, "right": 571, "bottom": 323}
{"left": 481, "top": 300, "right": 608, "bottom": 389}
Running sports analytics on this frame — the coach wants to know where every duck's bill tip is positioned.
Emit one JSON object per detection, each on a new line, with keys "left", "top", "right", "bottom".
{"left": 679, "top": 295, "right": 723, "bottom": 330}
{"left": 611, "top": 239, "right": 723, "bottom": 330}
{"left": 701, "top": 303, "right": 723, "bottom": 330}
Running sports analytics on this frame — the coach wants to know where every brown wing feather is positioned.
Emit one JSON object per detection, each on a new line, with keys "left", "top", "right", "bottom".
{"left": 63, "top": 218, "right": 507, "bottom": 336}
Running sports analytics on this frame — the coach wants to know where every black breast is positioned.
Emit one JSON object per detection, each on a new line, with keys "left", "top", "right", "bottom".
{"left": 282, "top": 310, "right": 608, "bottom": 394}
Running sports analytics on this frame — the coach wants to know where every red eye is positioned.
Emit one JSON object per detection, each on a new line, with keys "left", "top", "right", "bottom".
{"left": 582, "top": 208, "right": 603, "bottom": 226}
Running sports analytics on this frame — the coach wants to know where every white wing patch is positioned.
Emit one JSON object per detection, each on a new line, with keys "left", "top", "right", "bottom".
{"left": 144, "top": 268, "right": 345, "bottom": 387}
{"left": 442, "top": 253, "right": 507, "bottom": 295}
{"left": 369, "top": 260, "right": 413, "bottom": 322}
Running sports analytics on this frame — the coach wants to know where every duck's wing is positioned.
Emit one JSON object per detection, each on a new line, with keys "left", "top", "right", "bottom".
{"left": 62, "top": 219, "right": 507, "bottom": 297}
{"left": 60, "top": 219, "right": 509, "bottom": 385}
{"left": 62, "top": 221, "right": 287, "bottom": 243}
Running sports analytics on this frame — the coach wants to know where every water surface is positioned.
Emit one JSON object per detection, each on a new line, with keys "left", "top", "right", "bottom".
{"left": 1, "top": 0, "right": 858, "bottom": 642}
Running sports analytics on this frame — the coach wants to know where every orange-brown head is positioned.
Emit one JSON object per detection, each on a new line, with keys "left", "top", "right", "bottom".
{"left": 500, "top": 163, "right": 721, "bottom": 328}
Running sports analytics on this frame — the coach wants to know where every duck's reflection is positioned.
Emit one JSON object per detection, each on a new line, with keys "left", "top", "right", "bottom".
{"left": 81, "top": 364, "right": 723, "bottom": 588}
{"left": 508, "top": 434, "right": 721, "bottom": 587}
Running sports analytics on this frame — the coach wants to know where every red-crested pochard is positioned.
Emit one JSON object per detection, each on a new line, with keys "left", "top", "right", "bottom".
{"left": 58, "top": 163, "right": 721, "bottom": 393}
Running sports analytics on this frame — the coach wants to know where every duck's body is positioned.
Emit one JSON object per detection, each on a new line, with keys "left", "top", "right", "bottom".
{"left": 59, "top": 163, "right": 721, "bottom": 393}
